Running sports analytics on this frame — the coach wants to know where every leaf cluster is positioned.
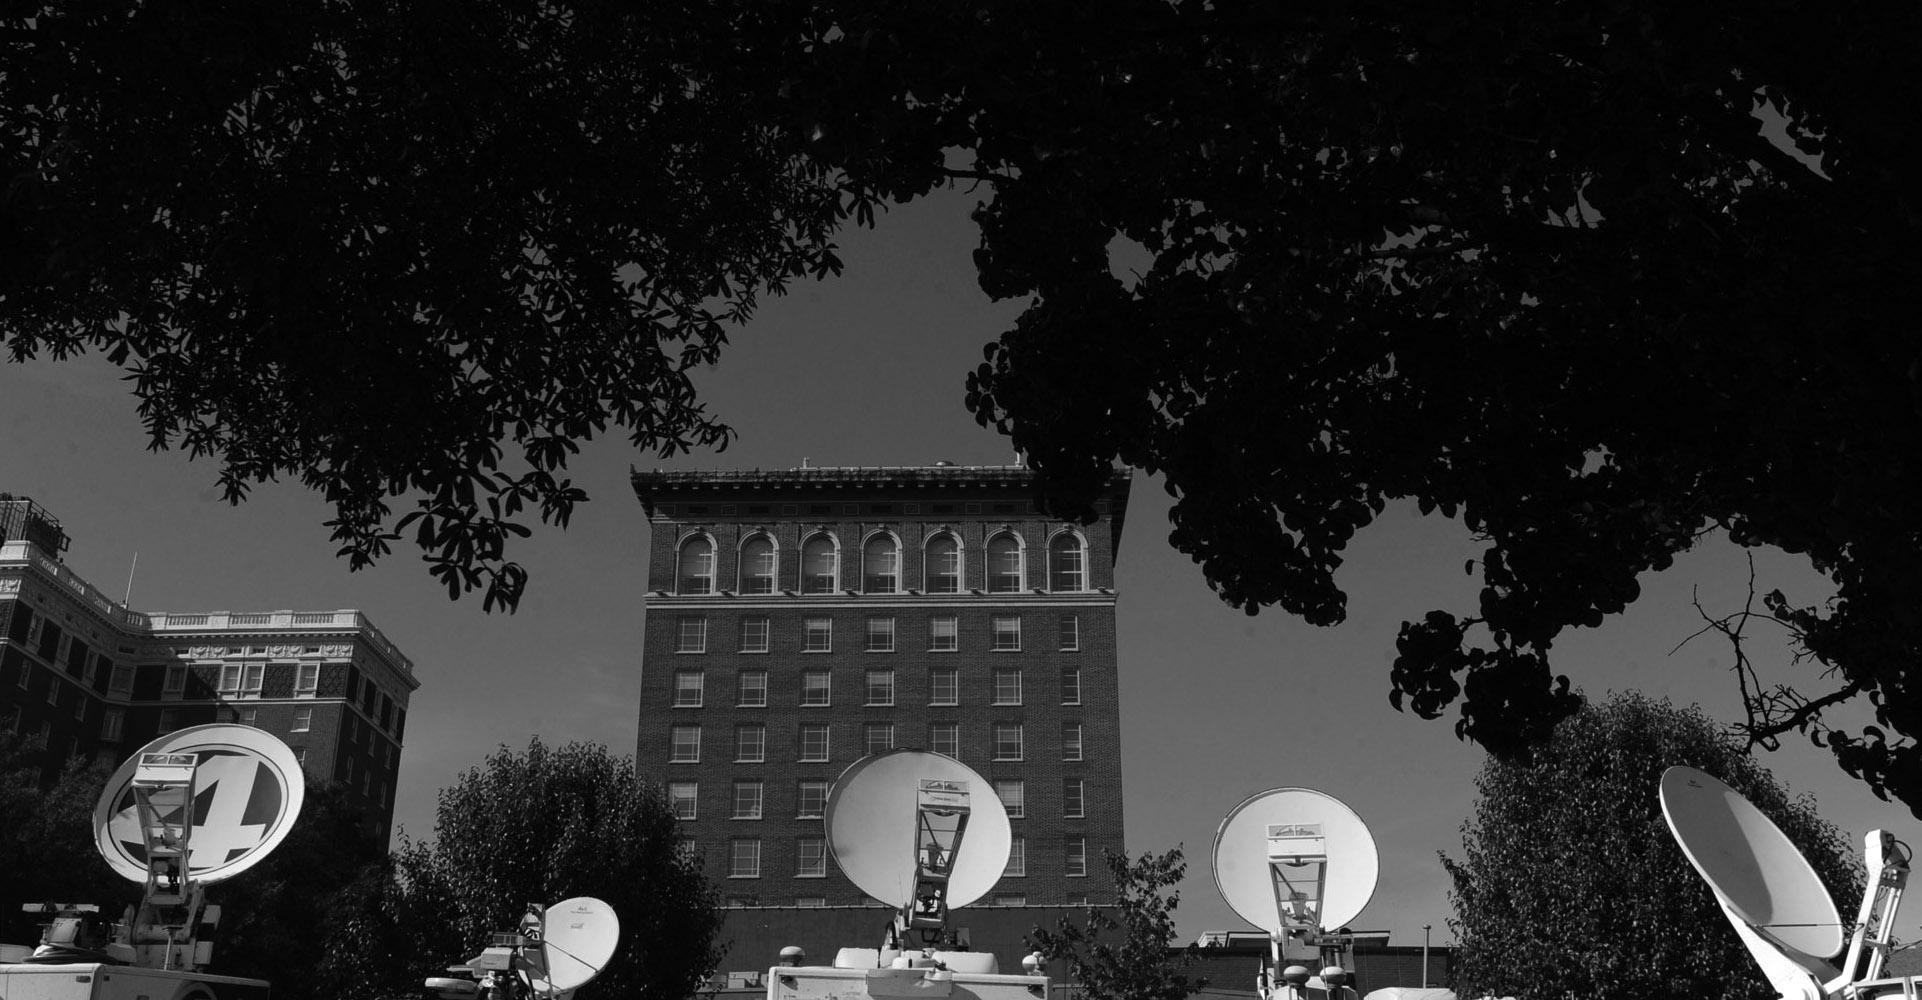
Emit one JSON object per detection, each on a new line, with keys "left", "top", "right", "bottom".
{"left": 754, "top": 0, "right": 1922, "bottom": 809}
{"left": 313, "top": 738, "right": 724, "bottom": 1000}
{"left": 3, "top": 1, "right": 853, "bottom": 611}
{"left": 1442, "top": 693, "right": 1863, "bottom": 1000}
{"left": 1029, "top": 848, "right": 1205, "bottom": 1000}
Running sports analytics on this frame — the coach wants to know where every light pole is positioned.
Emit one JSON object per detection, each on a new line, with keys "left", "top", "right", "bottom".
{"left": 1421, "top": 925, "right": 1431, "bottom": 987}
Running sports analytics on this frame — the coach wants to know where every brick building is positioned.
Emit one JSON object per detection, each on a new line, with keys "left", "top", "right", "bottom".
{"left": 631, "top": 465, "right": 1131, "bottom": 963}
{"left": 0, "top": 495, "right": 417, "bottom": 839}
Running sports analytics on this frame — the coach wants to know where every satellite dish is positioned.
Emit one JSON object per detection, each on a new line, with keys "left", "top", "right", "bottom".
{"left": 1659, "top": 766, "right": 1844, "bottom": 961}
{"left": 1213, "top": 787, "right": 1379, "bottom": 934}
{"left": 825, "top": 750, "right": 1012, "bottom": 910}
{"left": 526, "top": 896, "right": 621, "bottom": 996}
{"left": 92, "top": 724, "right": 306, "bottom": 885}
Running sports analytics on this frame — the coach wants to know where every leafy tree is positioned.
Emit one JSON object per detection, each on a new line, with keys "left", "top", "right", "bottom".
{"left": 313, "top": 738, "right": 723, "bottom": 1000}
{"left": 3, "top": 2, "right": 852, "bottom": 612}
{"left": 1030, "top": 848, "right": 1205, "bottom": 1000}
{"left": 12, "top": 2, "right": 1922, "bottom": 810}
{"left": 206, "top": 781, "right": 391, "bottom": 998}
{"left": 1442, "top": 693, "right": 1862, "bottom": 1000}
{"left": 0, "top": 735, "right": 123, "bottom": 944}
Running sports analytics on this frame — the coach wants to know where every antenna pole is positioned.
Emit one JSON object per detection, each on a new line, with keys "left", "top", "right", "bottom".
{"left": 123, "top": 550, "right": 138, "bottom": 606}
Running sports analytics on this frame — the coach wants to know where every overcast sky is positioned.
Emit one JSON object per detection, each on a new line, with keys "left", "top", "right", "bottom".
{"left": 1, "top": 188, "right": 1910, "bottom": 950}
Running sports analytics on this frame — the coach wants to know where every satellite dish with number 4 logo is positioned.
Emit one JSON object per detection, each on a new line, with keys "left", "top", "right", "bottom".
{"left": 91, "top": 724, "right": 307, "bottom": 885}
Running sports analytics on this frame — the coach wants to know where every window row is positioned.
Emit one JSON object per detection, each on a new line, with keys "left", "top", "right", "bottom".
{"left": 716, "top": 836, "right": 1090, "bottom": 880}
{"left": 676, "top": 530, "right": 1090, "bottom": 595}
{"left": 669, "top": 721, "right": 1085, "bottom": 763}
{"left": 678, "top": 614, "right": 1081, "bottom": 654}
{"left": 671, "top": 777, "right": 1089, "bottom": 822}
{"left": 672, "top": 666, "right": 1082, "bottom": 708}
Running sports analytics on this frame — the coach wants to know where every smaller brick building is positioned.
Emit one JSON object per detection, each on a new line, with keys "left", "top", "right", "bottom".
{"left": 0, "top": 495, "right": 417, "bottom": 839}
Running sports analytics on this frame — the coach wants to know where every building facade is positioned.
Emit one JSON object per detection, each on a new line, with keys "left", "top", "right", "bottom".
{"left": 0, "top": 495, "right": 417, "bottom": 839}
{"left": 631, "top": 465, "right": 1131, "bottom": 922}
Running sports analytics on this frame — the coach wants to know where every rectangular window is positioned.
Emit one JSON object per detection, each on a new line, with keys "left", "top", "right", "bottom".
{"left": 670, "top": 725, "right": 701, "bottom": 763}
{"left": 991, "top": 615, "right": 1021, "bottom": 651}
{"left": 295, "top": 662, "right": 319, "bottom": 694}
{"left": 739, "top": 617, "right": 770, "bottom": 653}
{"left": 866, "top": 669, "right": 895, "bottom": 706}
{"left": 1064, "top": 778, "right": 1086, "bottom": 818}
{"left": 797, "top": 837, "right": 828, "bottom": 878}
{"left": 929, "top": 722, "right": 959, "bottom": 757}
{"left": 295, "top": 747, "right": 307, "bottom": 766}
{"left": 729, "top": 839, "right": 762, "bottom": 878}
{"left": 929, "top": 615, "right": 958, "bottom": 652}
{"left": 669, "top": 781, "right": 697, "bottom": 819}
{"left": 239, "top": 707, "right": 257, "bottom": 728}
{"left": 15, "top": 659, "right": 28, "bottom": 690}
{"left": 929, "top": 668, "right": 957, "bottom": 706}
{"left": 994, "top": 894, "right": 1028, "bottom": 906}
{"left": 1066, "top": 838, "right": 1089, "bottom": 878}
{"left": 732, "top": 780, "right": 764, "bottom": 819}
{"left": 243, "top": 663, "right": 264, "bottom": 694}
{"left": 73, "top": 696, "right": 87, "bottom": 720}
{"left": 994, "top": 723, "right": 1024, "bottom": 761}
{"left": 799, "top": 724, "right": 830, "bottom": 762}
{"left": 994, "top": 779, "right": 1026, "bottom": 818}
{"left": 219, "top": 663, "right": 242, "bottom": 693}
{"left": 159, "top": 708, "right": 179, "bottom": 733}
{"left": 865, "top": 722, "right": 895, "bottom": 756}
{"left": 865, "top": 617, "right": 895, "bottom": 653}
{"left": 801, "top": 670, "right": 831, "bottom": 707}
{"left": 677, "top": 617, "right": 707, "bottom": 653}
{"left": 736, "top": 724, "right": 766, "bottom": 763}
{"left": 46, "top": 679, "right": 60, "bottom": 706}
{"left": 993, "top": 668, "right": 1023, "bottom": 705}
{"left": 1059, "top": 614, "right": 1080, "bottom": 651}
{"left": 673, "top": 669, "right": 705, "bottom": 707}
{"left": 796, "top": 780, "right": 829, "bottom": 819}
{"left": 1063, "top": 723, "right": 1084, "bottom": 761}
{"left": 100, "top": 710, "right": 124, "bottom": 742}
{"left": 293, "top": 708, "right": 312, "bottom": 733}
{"left": 737, "top": 670, "right": 768, "bottom": 708}
{"left": 796, "top": 896, "right": 827, "bottom": 908}
{"left": 803, "top": 617, "right": 832, "bottom": 653}
{"left": 1005, "top": 836, "right": 1026, "bottom": 877}
{"left": 1062, "top": 667, "right": 1083, "bottom": 705}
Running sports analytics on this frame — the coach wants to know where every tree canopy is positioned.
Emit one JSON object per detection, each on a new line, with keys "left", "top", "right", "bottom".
{"left": 1444, "top": 693, "right": 1861, "bottom": 1000}
{"left": 7, "top": 2, "right": 1920, "bottom": 808}
{"left": 1029, "top": 848, "right": 1205, "bottom": 1000}
{"left": 318, "top": 738, "right": 722, "bottom": 1000}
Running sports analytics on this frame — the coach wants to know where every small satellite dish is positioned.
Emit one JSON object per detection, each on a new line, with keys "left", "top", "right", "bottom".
{"left": 1213, "top": 787, "right": 1379, "bottom": 934}
{"left": 525, "top": 896, "right": 621, "bottom": 996}
{"left": 1659, "top": 766, "right": 1843, "bottom": 961}
{"left": 825, "top": 749, "right": 1012, "bottom": 910}
{"left": 92, "top": 724, "right": 306, "bottom": 885}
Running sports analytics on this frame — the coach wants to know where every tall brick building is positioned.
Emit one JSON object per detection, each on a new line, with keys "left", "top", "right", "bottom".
{"left": 0, "top": 494, "right": 417, "bottom": 840}
{"left": 631, "top": 465, "right": 1130, "bottom": 959}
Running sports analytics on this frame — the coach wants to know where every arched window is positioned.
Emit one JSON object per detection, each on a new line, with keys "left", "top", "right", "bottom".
{"left": 863, "top": 534, "right": 900, "bottom": 593}
{"left": 986, "top": 533, "right": 1023, "bottom": 593}
{"left": 678, "top": 534, "right": 715, "bottom": 595}
{"left": 739, "top": 534, "right": 776, "bottom": 594}
{"left": 1048, "top": 532, "right": 1085, "bottom": 592}
{"left": 801, "top": 534, "right": 838, "bottom": 594}
{"left": 924, "top": 533, "right": 960, "bottom": 593}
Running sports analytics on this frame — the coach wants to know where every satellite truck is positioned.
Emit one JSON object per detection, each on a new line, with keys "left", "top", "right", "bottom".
{"left": 0, "top": 724, "right": 305, "bottom": 1000}
{"left": 1211, "top": 787, "right": 1383, "bottom": 1000}
{"left": 765, "top": 749, "right": 1049, "bottom": 1000}
{"left": 1661, "top": 766, "right": 1917, "bottom": 1000}
{"left": 422, "top": 895, "right": 621, "bottom": 1000}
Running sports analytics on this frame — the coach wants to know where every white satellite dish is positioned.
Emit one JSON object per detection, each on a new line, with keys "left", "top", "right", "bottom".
{"left": 1213, "top": 787, "right": 1380, "bottom": 935}
{"left": 825, "top": 749, "right": 1012, "bottom": 911}
{"left": 92, "top": 724, "right": 307, "bottom": 885}
{"left": 525, "top": 896, "right": 621, "bottom": 996}
{"left": 1659, "top": 766, "right": 1843, "bottom": 962}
